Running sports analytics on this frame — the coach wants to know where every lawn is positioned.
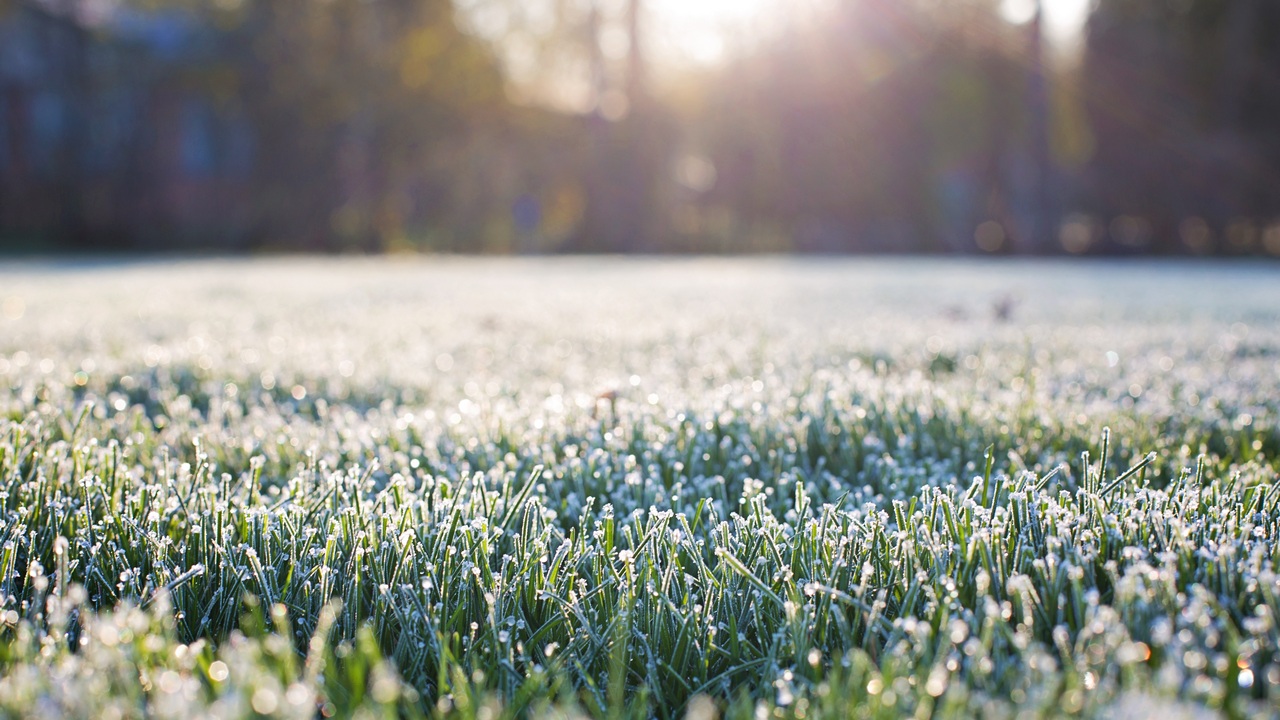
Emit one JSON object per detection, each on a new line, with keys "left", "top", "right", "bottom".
{"left": 0, "top": 258, "right": 1277, "bottom": 719}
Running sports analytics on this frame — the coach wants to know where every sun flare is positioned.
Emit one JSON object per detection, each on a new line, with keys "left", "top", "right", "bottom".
{"left": 646, "top": 0, "right": 1091, "bottom": 68}
{"left": 647, "top": 0, "right": 785, "bottom": 65}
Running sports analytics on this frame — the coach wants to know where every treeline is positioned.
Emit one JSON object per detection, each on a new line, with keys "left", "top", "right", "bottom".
{"left": 1, "top": 0, "right": 1278, "bottom": 254}
{"left": 683, "top": 0, "right": 1280, "bottom": 255}
{"left": 0, "top": 0, "right": 525, "bottom": 251}
{"left": 1079, "top": 0, "right": 1280, "bottom": 255}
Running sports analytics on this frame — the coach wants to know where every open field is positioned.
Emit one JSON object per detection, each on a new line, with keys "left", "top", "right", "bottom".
{"left": 0, "top": 258, "right": 1278, "bottom": 719}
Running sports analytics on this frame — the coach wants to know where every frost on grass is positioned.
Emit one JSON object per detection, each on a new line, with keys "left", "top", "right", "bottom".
{"left": 0, "top": 259, "right": 1277, "bottom": 719}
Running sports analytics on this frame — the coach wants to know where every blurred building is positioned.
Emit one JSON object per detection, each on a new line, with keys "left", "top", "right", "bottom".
{"left": 0, "top": 1, "right": 254, "bottom": 249}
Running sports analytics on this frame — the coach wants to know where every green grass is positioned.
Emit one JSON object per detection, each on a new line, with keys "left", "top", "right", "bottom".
{"left": 0, "top": 259, "right": 1277, "bottom": 719}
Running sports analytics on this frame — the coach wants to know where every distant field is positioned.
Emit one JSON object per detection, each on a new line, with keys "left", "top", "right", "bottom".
{"left": 0, "top": 258, "right": 1277, "bottom": 719}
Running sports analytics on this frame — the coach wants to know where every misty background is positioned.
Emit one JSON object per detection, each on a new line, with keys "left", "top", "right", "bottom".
{"left": 1, "top": 0, "right": 1278, "bottom": 256}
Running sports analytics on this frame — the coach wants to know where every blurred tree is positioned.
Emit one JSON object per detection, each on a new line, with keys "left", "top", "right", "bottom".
{"left": 573, "top": 0, "right": 671, "bottom": 252}
{"left": 689, "top": 0, "right": 1036, "bottom": 253}
{"left": 10, "top": 0, "right": 1277, "bottom": 254}
{"left": 0, "top": 0, "right": 511, "bottom": 250}
{"left": 0, "top": 0, "right": 93, "bottom": 245}
{"left": 1081, "top": 0, "right": 1280, "bottom": 253}
{"left": 451, "top": 0, "right": 677, "bottom": 253}
{"left": 221, "top": 0, "right": 508, "bottom": 249}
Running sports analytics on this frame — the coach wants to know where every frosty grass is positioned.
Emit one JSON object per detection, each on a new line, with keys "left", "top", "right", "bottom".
{"left": 0, "top": 258, "right": 1277, "bottom": 719}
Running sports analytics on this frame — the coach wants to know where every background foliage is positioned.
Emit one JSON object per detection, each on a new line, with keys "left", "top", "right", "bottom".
{"left": 1, "top": 0, "right": 1279, "bottom": 254}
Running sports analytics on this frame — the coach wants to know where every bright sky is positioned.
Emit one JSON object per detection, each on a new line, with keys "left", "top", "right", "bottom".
{"left": 999, "top": 0, "right": 1093, "bottom": 52}
{"left": 646, "top": 0, "right": 1094, "bottom": 67}
{"left": 646, "top": 0, "right": 783, "bottom": 66}
{"left": 459, "top": 0, "right": 1096, "bottom": 113}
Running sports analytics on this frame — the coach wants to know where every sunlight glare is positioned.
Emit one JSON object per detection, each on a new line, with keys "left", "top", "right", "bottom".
{"left": 653, "top": 0, "right": 1089, "bottom": 67}
{"left": 999, "top": 0, "right": 1092, "bottom": 50}
{"left": 1042, "top": 0, "right": 1090, "bottom": 47}
{"left": 647, "top": 0, "right": 781, "bottom": 65}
